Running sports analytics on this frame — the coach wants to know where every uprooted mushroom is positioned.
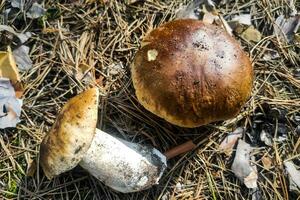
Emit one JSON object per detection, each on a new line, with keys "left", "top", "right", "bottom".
{"left": 39, "top": 87, "right": 198, "bottom": 193}
{"left": 39, "top": 88, "right": 167, "bottom": 193}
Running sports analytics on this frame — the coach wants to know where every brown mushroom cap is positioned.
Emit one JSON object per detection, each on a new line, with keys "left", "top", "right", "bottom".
{"left": 40, "top": 88, "right": 99, "bottom": 179}
{"left": 131, "top": 19, "right": 253, "bottom": 128}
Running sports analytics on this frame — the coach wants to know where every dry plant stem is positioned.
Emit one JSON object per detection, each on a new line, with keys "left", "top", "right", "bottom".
{"left": 164, "top": 140, "right": 196, "bottom": 159}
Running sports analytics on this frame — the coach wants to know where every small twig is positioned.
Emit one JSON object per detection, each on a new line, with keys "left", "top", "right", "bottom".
{"left": 164, "top": 140, "right": 196, "bottom": 160}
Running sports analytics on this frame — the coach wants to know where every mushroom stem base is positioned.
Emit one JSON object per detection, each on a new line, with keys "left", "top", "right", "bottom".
{"left": 79, "top": 129, "right": 167, "bottom": 193}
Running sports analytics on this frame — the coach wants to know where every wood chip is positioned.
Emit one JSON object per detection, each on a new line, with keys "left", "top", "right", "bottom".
{"left": 284, "top": 160, "right": 300, "bottom": 191}
{"left": 231, "top": 139, "right": 258, "bottom": 189}
{"left": 219, "top": 127, "right": 243, "bottom": 156}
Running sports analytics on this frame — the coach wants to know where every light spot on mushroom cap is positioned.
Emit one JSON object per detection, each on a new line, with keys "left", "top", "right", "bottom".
{"left": 147, "top": 49, "right": 158, "bottom": 61}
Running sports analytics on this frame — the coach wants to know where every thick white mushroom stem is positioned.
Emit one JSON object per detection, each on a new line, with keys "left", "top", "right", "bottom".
{"left": 79, "top": 129, "right": 167, "bottom": 193}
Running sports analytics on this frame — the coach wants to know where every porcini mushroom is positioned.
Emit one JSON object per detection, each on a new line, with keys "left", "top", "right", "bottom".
{"left": 131, "top": 19, "right": 253, "bottom": 128}
{"left": 39, "top": 88, "right": 167, "bottom": 193}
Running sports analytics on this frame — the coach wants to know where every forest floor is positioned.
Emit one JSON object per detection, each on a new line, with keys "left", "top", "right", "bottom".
{"left": 0, "top": 0, "right": 300, "bottom": 199}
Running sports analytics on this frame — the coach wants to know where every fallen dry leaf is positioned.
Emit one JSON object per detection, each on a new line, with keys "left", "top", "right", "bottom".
{"left": 175, "top": 0, "right": 203, "bottom": 19}
{"left": 0, "top": 47, "right": 20, "bottom": 83}
{"left": 284, "top": 160, "right": 300, "bottom": 191}
{"left": 262, "top": 156, "right": 272, "bottom": 170}
{"left": 175, "top": 0, "right": 232, "bottom": 36}
{"left": 228, "top": 14, "right": 252, "bottom": 33}
{"left": 0, "top": 25, "right": 32, "bottom": 43}
{"left": 13, "top": 45, "right": 33, "bottom": 71}
{"left": 0, "top": 78, "right": 22, "bottom": 129}
{"left": 26, "top": 2, "right": 46, "bottom": 19}
{"left": 219, "top": 127, "right": 244, "bottom": 156}
{"left": 231, "top": 14, "right": 252, "bottom": 26}
{"left": 274, "top": 15, "right": 300, "bottom": 43}
{"left": 175, "top": 0, "right": 217, "bottom": 19}
{"left": 241, "top": 26, "right": 262, "bottom": 42}
{"left": 10, "top": 0, "right": 24, "bottom": 9}
{"left": 260, "top": 130, "right": 273, "bottom": 146}
{"left": 231, "top": 139, "right": 258, "bottom": 189}
{"left": 244, "top": 171, "right": 258, "bottom": 189}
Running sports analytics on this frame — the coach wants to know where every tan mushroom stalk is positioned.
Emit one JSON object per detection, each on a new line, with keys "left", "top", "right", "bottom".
{"left": 131, "top": 19, "right": 253, "bottom": 128}
{"left": 39, "top": 88, "right": 167, "bottom": 193}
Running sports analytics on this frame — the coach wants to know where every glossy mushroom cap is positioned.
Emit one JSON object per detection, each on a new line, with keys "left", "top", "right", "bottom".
{"left": 131, "top": 19, "right": 253, "bottom": 128}
{"left": 40, "top": 88, "right": 99, "bottom": 179}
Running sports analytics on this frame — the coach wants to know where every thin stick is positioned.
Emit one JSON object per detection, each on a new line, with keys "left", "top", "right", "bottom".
{"left": 164, "top": 140, "right": 196, "bottom": 160}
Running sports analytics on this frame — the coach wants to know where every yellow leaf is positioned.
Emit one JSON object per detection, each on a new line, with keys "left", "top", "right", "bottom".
{"left": 241, "top": 26, "right": 262, "bottom": 43}
{"left": 0, "top": 47, "right": 20, "bottom": 83}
